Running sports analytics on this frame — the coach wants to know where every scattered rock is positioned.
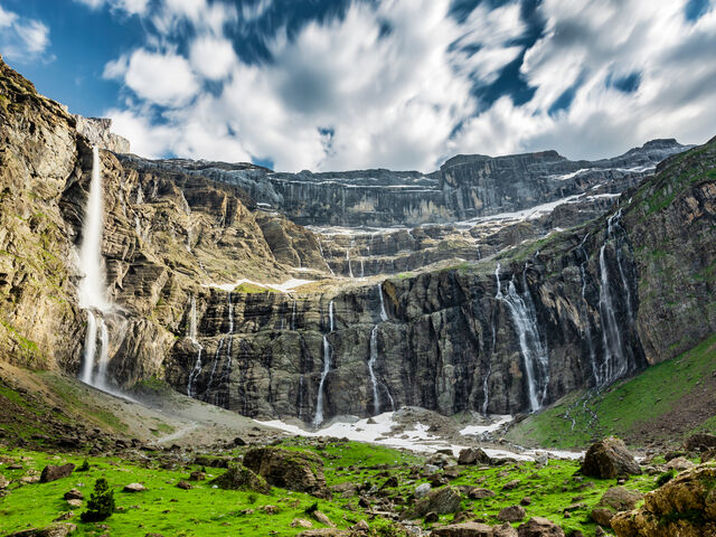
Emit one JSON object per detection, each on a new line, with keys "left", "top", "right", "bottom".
{"left": 431, "top": 521, "right": 494, "bottom": 536}
{"left": 262, "top": 505, "right": 279, "bottom": 515}
{"left": 702, "top": 448, "right": 716, "bottom": 463}
{"left": 424, "top": 511, "right": 439, "bottom": 523}
{"left": 520, "top": 497, "right": 532, "bottom": 506}
{"left": 297, "top": 530, "right": 350, "bottom": 537}
{"left": 493, "top": 523, "right": 519, "bottom": 537}
{"left": 52, "top": 512, "right": 74, "bottom": 522}
{"left": 311, "top": 510, "right": 334, "bottom": 527}
{"left": 176, "top": 481, "right": 192, "bottom": 490}
{"left": 498, "top": 505, "right": 526, "bottom": 522}
{"left": 469, "top": 488, "right": 495, "bottom": 499}
{"left": 581, "top": 437, "right": 641, "bottom": 479}
{"left": 0, "top": 474, "right": 9, "bottom": 489}
{"left": 684, "top": 433, "right": 716, "bottom": 452}
{"left": 589, "top": 508, "right": 614, "bottom": 527}
{"left": 611, "top": 463, "right": 716, "bottom": 537}
{"left": 4, "top": 523, "right": 77, "bottom": 537}
{"left": 211, "top": 464, "right": 271, "bottom": 494}
{"left": 665, "top": 456, "right": 694, "bottom": 472}
{"left": 380, "top": 476, "right": 399, "bottom": 489}
{"left": 291, "top": 519, "right": 313, "bottom": 529}
{"left": 189, "top": 471, "right": 206, "bottom": 481}
{"left": 458, "top": 448, "right": 491, "bottom": 466}
{"left": 63, "top": 489, "right": 83, "bottom": 501}
{"left": 415, "top": 483, "right": 432, "bottom": 498}
{"left": 405, "top": 486, "right": 462, "bottom": 519}
{"left": 40, "top": 464, "right": 75, "bottom": 483}
{"left": 243, "top": 447, "right": 328, "bottom": 498}
{"left": 123, "top": 483, "right": 147, "bottom": 493}
{"left": 517, "top": 517, "right": 565, "bottom": 537}
{"left": 66, "top": 499, "right": 82, "bottom": 508}
{"left": 599, "top": 487, "right": 643, "bottom": 512}
{"left": 502, "top": 479, "right": 521, "bottom": 490}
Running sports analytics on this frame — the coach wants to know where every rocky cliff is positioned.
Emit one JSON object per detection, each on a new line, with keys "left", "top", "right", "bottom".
{"left": 0, "top": 56, "right": 713, "bottom": 427}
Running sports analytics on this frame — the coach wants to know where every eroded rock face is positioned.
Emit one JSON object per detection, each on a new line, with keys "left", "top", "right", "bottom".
{"left": 581, "top": 437, "right": 641, "bottom": 479}
{"left": 611, "top": 464, "right": 716, "bottom": 537}
{"left": 73, "top": 115, "right": 129, "bottom": 153}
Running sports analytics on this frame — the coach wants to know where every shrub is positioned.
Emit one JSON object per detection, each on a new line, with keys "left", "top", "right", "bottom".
{"left": 656, "top": 469, "right": 675, "bottom": 487}
{"left": 80, "top": 478, "right": 115, "bottom": 522}
{"left": 77, "top": 459, "right": 90, "bottom": 472}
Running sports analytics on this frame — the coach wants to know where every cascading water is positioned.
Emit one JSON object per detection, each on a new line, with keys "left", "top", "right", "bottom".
{"left": 313, "top": 300, "right": 335, "bottom": 426}
{"left": 346, "top": 245, "right": 354, "bottom": 278}
{"left": 495, "top": 262, "right": 550, "bottom": 412}
{"left": 186, "top": 296, "right": 204, "bottom": 397}
{"left": 78, "top": 147, "right": 112, "bottom": 388}
{"left": 596, "top": 210, "right": 631, "bottom": 386}
{"left": 368, "top": 325, "right": 381, "bottom": 414}
{"left": 378, "top": 283, "right": 388, "bottom": 322}
{"left": 577, "top": 233, "right": 599, "bottom": 385}
{"left": 203, "top": 292, "right": 234, "bottom": 404}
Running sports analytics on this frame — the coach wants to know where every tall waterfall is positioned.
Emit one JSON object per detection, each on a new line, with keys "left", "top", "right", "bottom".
{"left": 596, "top": 210, "right": 631, "bottom": 386}
{"left": 78, "top": 147, "right": 112, "bottom": 388}
{"left": 313, "top": 300, "right": 334, "bottom": 426}
{"left": 203, "top": 292, "right": 234, "bottom": 405}
{"left": 186, "top": 296, "right": 204, "bottom": 397}
{"left": 495, "top": 263, "right": 550, "bottom": 412}
{"left": 378, "top": 283, "right": 388, "bottom": 321}
{"left": 368, "top": 326, "right": 381, "bottom": 414}
{"left": 577, "top": 233, "right": 599, "bottom": 385}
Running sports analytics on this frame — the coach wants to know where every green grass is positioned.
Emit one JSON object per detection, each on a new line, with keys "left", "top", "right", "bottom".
{"left": 0, "top": 449, "right": 360, "bottom": 537}
{"left": 0, "top": 440, "right": 673, "bottom": 537}
{"left": 506, "top": 333, "right": 716, "bottom": 448}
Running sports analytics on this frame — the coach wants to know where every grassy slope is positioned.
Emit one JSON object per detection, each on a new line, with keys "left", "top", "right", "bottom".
{"left": 505, "top": 334, "right": 716, "bottom": 449}
{"left": 0, "top": 439, "right": 675, "bottom": 537}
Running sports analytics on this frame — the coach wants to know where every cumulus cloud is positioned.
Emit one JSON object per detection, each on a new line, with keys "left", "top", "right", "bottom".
{"left": 103, "top": 0, "right": 716, "bottom": 171}
{"left": 0, "top": 5, "right": 50, "bottom": 62}
{"left": 112, "top": 49, "right": 199, "bottom": 107}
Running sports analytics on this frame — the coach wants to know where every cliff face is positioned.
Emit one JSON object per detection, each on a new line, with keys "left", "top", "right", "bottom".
{"left": 0, "top": 56, "right": 713, "bottom": 427}
{"left": 153, "top": 140, "right": 688, "bottom": 227}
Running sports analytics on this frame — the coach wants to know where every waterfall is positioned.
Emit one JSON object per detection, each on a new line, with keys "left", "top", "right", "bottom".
{"left": 378, "top": 283, "right": 389, "bottom": 322}
{"left": 78, "top": 147, "right": 112, "bottom": 388}
{"left": 317, "top": 238, "right": 335, "bottom": 276}
{"left": 596, "top": 210, "right": 631, "bottom": 386}
{"left": 346, "top": 246, "right": 354, "bottom": 278}
{"left": 368, "top": 325, "right": 381, "bottom": 414}
{"left": 495, "top": 263, "right": 550, "bottom": 412}
{"left": 291, "top": 300, "right": 297, "bottom": 330}
{"left": 313, "top": 299, "right": 335, "bottom": 426}
{"left": 186, "top": 296, "right": 204, "bottom": 397}
{"left": 203, "top": 292, "right": 234, "bottom": 403}
{"left": 578, "top": 234, "right": 599, "bottom": 385}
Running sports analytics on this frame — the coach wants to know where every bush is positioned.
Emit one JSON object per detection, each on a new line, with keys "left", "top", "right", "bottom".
{"left": 77, "top": 459, "right": 90, "bottom": 472}
{"left": 80, "top": 478, "right": 115, "bottom": 522}
{"left": 656, "top": 469, "right": 675, "bottom": 487}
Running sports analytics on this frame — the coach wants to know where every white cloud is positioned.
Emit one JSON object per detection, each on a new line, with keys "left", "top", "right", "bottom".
{"left": 120, "top": 49, "right": 199, "bottom": 107}
{"left": 103, "top": 0, "right": 716, "bottom": 170}
{"left": 189, "top": 36, "right": 236, "bottom": 80}
{"left": 0, "top": 5, "right": 49, "bottom": 63}
{"left": 449, "top": 0, "right": 716, "bottom": 160}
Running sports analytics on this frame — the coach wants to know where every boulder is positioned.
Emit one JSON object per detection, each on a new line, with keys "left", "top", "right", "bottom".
{"left": 498, "top": 505, "right": 526, "bottom": 522}
{"left": 63, "top": 489, "right": 83, "bottom": 501}
{"left": 415, "top": 483, "right": 432, "bottom": 498}
{"left": 684, "top": 433, "right": 716, "bottom": 452}
{"left": 590, "top": 507, "right": 614, "bottom": 527}
{"left": 0, "top": 474, "right": 9, "bottom": 489}
{"left": 517, "top": 517, "right": 565, "bottom": 537}
{"left": 210, "top": 464, "right": 271, "bottom": 494}
{"left": 297, "top": 531, "right": 350, "bottom": 537}
{"left": 493, "top": 524, "right": 519, "bottom": 537}
{"left": 123, "top": 483, "right": 146, "bottom": 493}
{"left": 581, "top": 437, "right": 641, "bottom": 478}
{"left": 404, "top": 486, "right": 462, "bottom": 519}
{"left": 599, "top": 487, "right": 643, "bottom": 512}
{"left": 176, "top": 481, "right": 192, "bottom": 490}
{"left": 291, "top": 519, "right": 313, "bottom": 529}
{"left": 665, "top": 457, "right": 694, "bottom": 472}
{"left": 242, "top": 447, "right": 328, "bottom": 497}
{"left": 458, "top": 448, "right": 491, "bottom": 466}
{"left": 311, "top": 510, "right": 334, "bottom": 527}
{"left": 189, "top": 471, "right": 206, "bottom": 481}
{"left": 65, "top": 499, "right": 82, "bottom": 508}
{"left": 40, "top": 464, "right": 75, "bottom": 483}
{"left": 611, "top": 463, "right": 716, "bottom": 537}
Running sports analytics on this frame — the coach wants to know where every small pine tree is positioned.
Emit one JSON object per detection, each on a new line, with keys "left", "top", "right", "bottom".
{"left": 80, "top": 478, "right": 115, "bottom": 522}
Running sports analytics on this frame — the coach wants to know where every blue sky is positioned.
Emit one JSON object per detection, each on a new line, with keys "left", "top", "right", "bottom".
{"left": 1, "top": 0, "right": 715, "bottom": 171}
